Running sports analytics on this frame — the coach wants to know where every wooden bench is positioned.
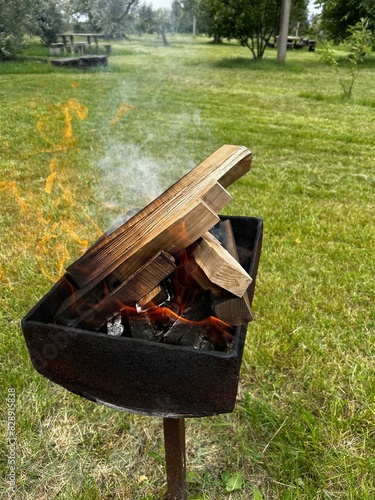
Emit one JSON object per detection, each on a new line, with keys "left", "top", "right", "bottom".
{"left": 49, "top": 43, "right": 64, "bottom": 55}
{"left": 51, "top": 55, "right": 108, "bottom": 68}
{"left": 308, "top": 40, "right": 316, "bottom": 52}
{"left": 74, "top": 42, "right": 87, "bottom": 56}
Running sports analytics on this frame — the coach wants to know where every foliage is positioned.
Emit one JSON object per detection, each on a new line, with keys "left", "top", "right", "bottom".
{"left": 32, "top": 0, "right": 65, "bottom": 46}
{"left": 196, "top": 0, "right": 282, "bottom": 59}
{"left": 153, "top": 9, "right": 173, "bottom": 45}
{"left": 0, "top": 0, "right": 65, "bottom": 56}
{"left": 196, "top": 0, "right": 307, "bottom": 59}
{"left": 318, "top": 0, "right": 375, "bottom": 43}
{"left": 289, "top": 0, "right": 309, "bottom": 35}
{"left": 0, "top": 0, "right": 34, "bottom": 59}
{"left": 135, "top": 3, "right": 155, "bottom": 35}
{"left": 66, "top": 0, "right": 139, "bottom": 38}
{"left": 133, "top": 5, "right": 174, "bottom": 44}
{"left": 170, "top": 0, "right": 184, "bottom": 34}
{"left": 320, "top": 17, "right": 373, "bottom": 98}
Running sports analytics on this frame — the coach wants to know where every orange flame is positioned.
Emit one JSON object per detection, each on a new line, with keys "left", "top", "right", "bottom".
{"left": 0, "top": 181, "right": 29, "bottom": 214}
{"left": 110, "top": 102, "right": 135, "bottom": 126}
{"left": 35, "top": 99, "right": 88, "bottom": 152}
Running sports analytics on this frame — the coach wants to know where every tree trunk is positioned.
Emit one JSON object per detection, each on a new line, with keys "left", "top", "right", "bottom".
{"left": 277, "top": 0, "right": 292, "bottom": 64}
{"left": 162, "top": 31, "right": 169, "bottom": 46}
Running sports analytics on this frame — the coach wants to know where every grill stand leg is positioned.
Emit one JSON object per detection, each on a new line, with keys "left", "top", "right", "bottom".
{"left": 163, "top": 417, "right": 186, "bottom": 500}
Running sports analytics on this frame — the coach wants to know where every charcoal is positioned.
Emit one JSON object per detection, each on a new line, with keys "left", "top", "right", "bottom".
{"left": 128, "top": 314, "right": 156, "bottom": 341}
{"left": 164, "top": 290, "right": 213, "bottom": 346}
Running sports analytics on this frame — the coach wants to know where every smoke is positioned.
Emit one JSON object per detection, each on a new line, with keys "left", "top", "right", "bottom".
{"left": 96, "top": 141, "right": 168, "bottom": 219}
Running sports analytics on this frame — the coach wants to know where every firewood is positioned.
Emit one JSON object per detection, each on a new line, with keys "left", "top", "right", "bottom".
{"left": 209, "top": 219, "right": 238, "bottom": 258}
{"left": 128, "top": 313, "right": 156, "bottom": 341}
{"left": 209, "top": 220, "right": 253, "bottom": 325}
{"left": 54, "top": 251, "right": 176, "bottom": 330}
{"left": 107, "top": 199, "right": 219, "bottom": 285}
{"left": 54, "top": 199, "right": 219, "bottom": 329}
{"left": 54, "top": 145, "right": 253, "bottom": 331}
{"left": 192, "top": 232, "right": 252, "bottom": 298}
{"left": 212, "top": 293, "right": 252, "bottom": 326}
{"left": 137, "top": 285, "right": 168, "bottom": 310}
{"left": 201, "top": 182, "right": 232, "bottom": 212}
{"left": 66, "top": 145, "right": 252, "bottom": 288}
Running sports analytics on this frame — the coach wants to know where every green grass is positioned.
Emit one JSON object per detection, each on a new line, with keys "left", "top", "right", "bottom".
{"left": 1, "top": 35, "right": 374, "bottom": 499}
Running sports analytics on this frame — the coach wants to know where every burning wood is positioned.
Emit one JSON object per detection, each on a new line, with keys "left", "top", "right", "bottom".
{"left": 53, "top": 145, "right": 254, "bottom": 351}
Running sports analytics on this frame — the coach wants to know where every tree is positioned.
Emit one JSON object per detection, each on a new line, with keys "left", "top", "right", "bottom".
{"left": 0, "top": 0, "right": 36, "bottom": 59}
{"left": 170, "top": 0, "right": 183, "bottom": 33}
{"left": 321, "top": 18, "right": 373, "bottom": 98}
{"left": 318, "top": 0, "right": 375, "bottom": 43}
{"left": 196, "top": 0, "right": 307, "bottom": 58}
{"left": 135, "top": 3, "right": 155, "bottom": 35}
{"left": 179, "top": 0, "right": 200, "bottom": 35}
{"left": 66, "top": 0, "right": 139, "bottom": 38}
{"left": 197, "top": 0, "right": 283, "bottom": 59}
{"left": 33, "top": 0, "right": 65, "bottom": 46}
{"left": 154, "top": 8, "right": 172, "bottom": 45}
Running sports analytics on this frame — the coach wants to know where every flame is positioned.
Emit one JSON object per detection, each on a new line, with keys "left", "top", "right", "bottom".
{"left": 2, "top": 96, "right": 102, "bottom": 285}
{"left": 32, "top": 97, "right": 102, "bottom": 282}
{"left": 110, "top": 102, "right": 135, "bottom": 126}
{"left": 63, "top": 99, "right": 89, "bottom": 144}
{"left": 0, "top": 181, "right": 29, "bottom": 214}
{"left": 35, "top": 99, "right": 88, "bottom": 152}
{"left": 45, "top": 171, "right": 57, "bottom": 194}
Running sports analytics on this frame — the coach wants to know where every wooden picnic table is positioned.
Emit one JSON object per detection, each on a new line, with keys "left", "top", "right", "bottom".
{"left": 57, "top": 33, "right": 103, "bottom": 54}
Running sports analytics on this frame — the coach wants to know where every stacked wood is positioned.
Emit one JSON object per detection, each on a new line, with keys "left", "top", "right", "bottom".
{"left": 54, "top": 145, "right": 253, "bottom": 337}
{"left": 208, "top": 220, "right": 253, "bottom": 326}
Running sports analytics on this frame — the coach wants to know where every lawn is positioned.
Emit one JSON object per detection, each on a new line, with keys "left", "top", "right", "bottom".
{"left": 1, "top": 35, "right": 374, "bottom": 499}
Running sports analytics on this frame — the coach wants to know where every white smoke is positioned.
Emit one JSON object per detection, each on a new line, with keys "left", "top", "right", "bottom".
{"left": 96, "top": 141, "right": 168, "bottom": 218}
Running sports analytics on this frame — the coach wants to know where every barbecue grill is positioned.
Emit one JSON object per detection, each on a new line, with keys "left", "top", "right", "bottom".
{"left": 21, "top": 145, "right": 263, "bottom": 499}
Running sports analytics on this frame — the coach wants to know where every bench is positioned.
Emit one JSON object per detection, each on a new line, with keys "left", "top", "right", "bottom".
{"left": 74, "top": 42, "right": 87, "bottom": 56}
{"left": 51, "top": 55, "right": 108, "bottom": 68}
{"left": 308, "top": 40, "right": 316, "bottom": 52}
{"left": 49, "top": 43, "right": 64, "bottom": 55}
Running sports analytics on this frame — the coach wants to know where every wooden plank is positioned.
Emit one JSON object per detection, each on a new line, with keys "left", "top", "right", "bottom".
{"left": 213, "top": 291, "right": 253, "bottom": 326}
{"left": 108, "top": 200, "right": 219, "bottom": 285}
{"left": 137, "top": 285, "right": 167, "bottom": 309}
{"left": 54, "top": 251, "right": 176, "bottom": 330}
{"left": 201, "top": 182, "right": 231, "bottom": 212}
{"left": 66, "top": 145, "right": 252, "bottom": 287}
{"left": 209, "top": 220, "right": 253, "bottom": 325}
{"left": 192, "top": 232, "right": 252, "bottom": 298}
{"left": 68, "top": 188, "right": 221, "bottom": 290}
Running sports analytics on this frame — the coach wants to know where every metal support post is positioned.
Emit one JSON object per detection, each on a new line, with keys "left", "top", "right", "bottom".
{"left": 163, "top": 418, "right": 187, "bottom": 500}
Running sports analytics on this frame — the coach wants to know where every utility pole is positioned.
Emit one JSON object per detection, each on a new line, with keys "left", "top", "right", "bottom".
{"left": 277, "top": 0, "right": 292, "bottom": 64}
